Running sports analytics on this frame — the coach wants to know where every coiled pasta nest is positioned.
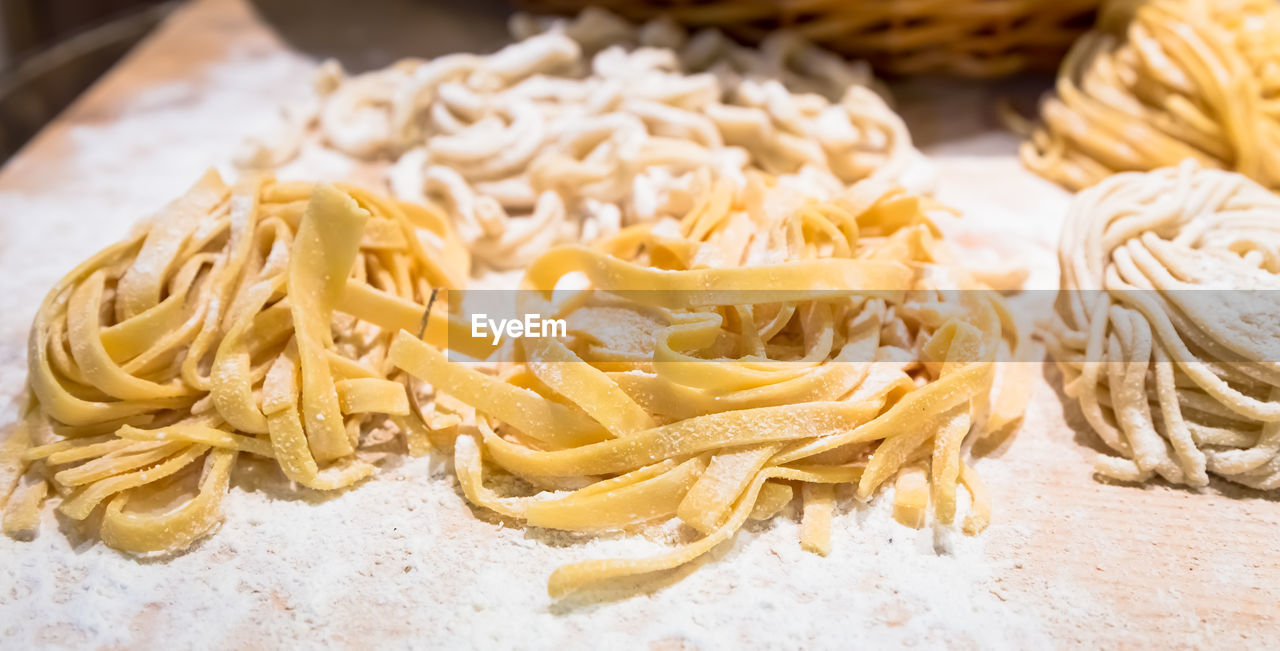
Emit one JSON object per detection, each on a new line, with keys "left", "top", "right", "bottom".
{"left": 1043, "top": 162, "right": 1280, "bottom": 489}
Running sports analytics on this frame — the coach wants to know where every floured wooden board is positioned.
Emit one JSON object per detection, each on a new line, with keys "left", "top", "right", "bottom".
{"left": 0, "top": 0, "right": 1277, "bottom": 647}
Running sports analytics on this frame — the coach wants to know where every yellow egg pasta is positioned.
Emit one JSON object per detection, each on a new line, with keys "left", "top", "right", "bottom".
{"left": 1015, "top": 0, "right": 1280, "bottom": 191}
{"left": 1, "top": 168, "right": 1032, "bottom": 596}
{"left": 390, "top": 175, "right": 1034, "bottom": 596}
{"left": 1, "top": 170, "right": 468, "bottom": 554}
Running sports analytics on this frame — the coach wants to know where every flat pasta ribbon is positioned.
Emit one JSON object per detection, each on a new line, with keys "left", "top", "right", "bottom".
{"left": 2, "top": 169, "right": 467, "bottom": 553}
{"left": 391, "top": 174, "right": 1033, "bottom": 596}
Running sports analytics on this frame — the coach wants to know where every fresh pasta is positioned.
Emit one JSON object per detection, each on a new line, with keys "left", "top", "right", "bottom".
{"left": 1014, "top": 0, "right": 1280, "bottom": 191}
{"left": 0, "top": 167, "right": 1034, "bottom": 593}
{"left": 1042, "top": 161, "right": 1280, "bottom": 488}
{"left": 0, "top": 170, "right": 468, "bottom": 552}
{"left": 241, "top": 8, "right": 929, "bottom": 271}
{"left": 390, "top": 175, "right": 1033, "bottom": 596}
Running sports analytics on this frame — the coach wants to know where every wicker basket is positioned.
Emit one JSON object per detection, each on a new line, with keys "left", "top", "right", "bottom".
{"left": 516, "top": 0, "right": 1102, "bottom": 77}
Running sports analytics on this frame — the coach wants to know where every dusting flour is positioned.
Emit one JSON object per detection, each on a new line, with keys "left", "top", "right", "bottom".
{"left": 3, "top": 1, "right": 1279, "bottom": 648}
{"left": 0, "top": 31, "right": 1049, "bottom": 649}
{"left": 1, "top": 452, "right": 1054, "bottom": 648}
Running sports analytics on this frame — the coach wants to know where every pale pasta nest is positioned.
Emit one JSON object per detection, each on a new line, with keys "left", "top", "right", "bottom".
{"left": 1016, "top": 0, "right": 1280, "bottom": 191}
{"left": 240, "top": 8, "right": 930, "bottom": 271}
{"left": 1042, "top": 161, "right": 1280, "bottom": 489}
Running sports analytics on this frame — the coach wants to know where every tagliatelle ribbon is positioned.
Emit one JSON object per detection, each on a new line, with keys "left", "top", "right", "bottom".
{"left": 2, "top": 169, "right": 469, "bottom": 553}
{"left": 390, "top": 174, "right": 1032, "bottom": 596}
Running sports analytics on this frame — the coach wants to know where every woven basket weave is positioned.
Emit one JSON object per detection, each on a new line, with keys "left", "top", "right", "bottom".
{"left": 516, "top": 0, "right": 1102, "bottom": 77}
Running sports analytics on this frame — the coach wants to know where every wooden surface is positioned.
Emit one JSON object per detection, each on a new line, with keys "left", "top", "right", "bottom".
{"left": 1, "top": 0, "right": 1277, "bottom": 647}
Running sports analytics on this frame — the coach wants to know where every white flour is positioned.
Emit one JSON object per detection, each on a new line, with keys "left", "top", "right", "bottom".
{"left": 2, "top": 452, "right": 1055, "bottom": 648}
{"left": 2, "top": 2, "right": 1278, "bottom": 647}
{"left": 0, "top": 37, "right": 1051, "bottom": 649}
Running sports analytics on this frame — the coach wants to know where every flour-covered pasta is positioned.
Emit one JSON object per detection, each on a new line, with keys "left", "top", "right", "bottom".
{"left": 1042, "top": 162, "right": 1280, "bottom": 488}
{"left": 390, "top": 175, "right": 1032, "bottom": 596}
{"left": 242, "top": 8, "right": 929, "bottom": 271}
{"left": 0, "top": 171, "right": 467, "bottom": 552}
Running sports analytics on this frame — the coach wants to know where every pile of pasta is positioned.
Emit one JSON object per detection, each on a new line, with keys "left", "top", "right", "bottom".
{"left": 1015, "top": 0, "right": 1280, "bottom": 191}
{"left": 388, "top": 174, "right": 1034, "bottom": 596}
{"left": 1043, "top": 162, "right": 1280, "bottom": 489}
{"left": 242, "top": 8, "right": 928, "bottom": 271}
{"left": 0, "top": 170, "right": 468, "bottom": 552}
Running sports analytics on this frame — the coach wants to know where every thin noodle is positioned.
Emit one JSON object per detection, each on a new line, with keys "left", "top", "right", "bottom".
{"left": 1042, "top": 161, "right": 1280, "bottom": 488}
{"left": 1016, "top": 0, "right": 1280, "bottom": 191}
